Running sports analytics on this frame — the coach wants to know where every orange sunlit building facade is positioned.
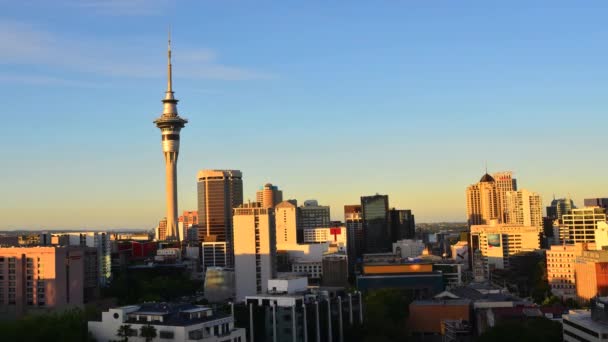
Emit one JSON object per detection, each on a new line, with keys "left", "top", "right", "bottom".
{"left": 574, "top": 249, "right": 608, "bottom": 302}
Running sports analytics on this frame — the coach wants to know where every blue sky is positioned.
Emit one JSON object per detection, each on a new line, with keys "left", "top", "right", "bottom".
{"left": 1, "top": 0, "right": 608, "bottom": 229}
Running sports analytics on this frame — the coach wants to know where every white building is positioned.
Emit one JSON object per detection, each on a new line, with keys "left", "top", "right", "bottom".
{"left": 155, "top": 248, "right": 181, "bottom": 263}
{"left": 53, "top": 232, "right": 111, "bottom": 286}
{"left": 563, "top": 309, "right": 608, "bottom": 342}
{"left": 292, "top": 260, "right": 323, "bottom": 279}
{"left": 233, "top": 203, "right": 277, "bottom": 302}
{"left": 392, "top": 239, "right": 425, "bottom": 258}
{"left": 276, "top": 242, "right": 330, "bottom": 262}
{"left": 561, "top": 207, "right": 607, "bottom": 243}
{"left": 303, "top": 226, "right": 347, "bottom": 247}
{"left": 505, "top": 189, "right": 543, "bottom": 228}
{"left": 451, "top": 241, "right": 469, "bottom": 270}
{"left": 88, "top": 303, "right": 245, "bottom": 342}
{"left": 268, "top": 276, "right": 308, "bottom": 294}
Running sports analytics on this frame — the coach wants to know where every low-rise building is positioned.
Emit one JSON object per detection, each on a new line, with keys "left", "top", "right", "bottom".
{"left": 563, "top": 297, "right": 608, "bottom": 342}
{"left": 407, "top": 299, "right": 472, "bottom": 339}
{"left": 547, "top": 243, "right": 594, "bottom": 300}
{"left": 88, "top": 302, "right": 245, "bottom": 342}
{"left": 575, "top": 249, "right": 608, "bottom": 302}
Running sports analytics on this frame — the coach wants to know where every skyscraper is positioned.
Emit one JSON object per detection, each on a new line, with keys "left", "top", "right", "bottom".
{"left": 546, "top": 197, "right": 576, "bottom": 222}
{"left": 389, "top": 208, "right": 416, "bottom": 241}
{"left": 298, "top": 200, "right": 330, "bottom": 242}
{"left": 256, "top": 183, "right": 283, "bottom": 209}
{"left": 466, "top": 173, "right": 499, "bottom": 226}
{"left": 505, "top": 189, "right": 543, "bottom": 228}
{"left": 153, "top": 36, "right": 187, "bottom": 240}
{"left": 492, "top": 171, "right": 517, "bottom": 222}
{"left": 233, "top": 203, "right": 277, "bottom": 301}
{"left": 361, "top": 194, "right": 391, "bottom": 253}
{"left": 345, "top": 205, "right": 364, "bottom": 273}
{"left": 196, "top": 169, "right": 243, "bottom": 266}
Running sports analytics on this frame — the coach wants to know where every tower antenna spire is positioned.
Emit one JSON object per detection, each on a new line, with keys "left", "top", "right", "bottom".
{"left": 167, "top": 27, "right": 173, "bottom": 93}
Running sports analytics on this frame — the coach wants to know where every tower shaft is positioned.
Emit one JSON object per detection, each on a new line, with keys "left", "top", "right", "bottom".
{"left": 164, "top": 151, "right": 178, "bottom": 239}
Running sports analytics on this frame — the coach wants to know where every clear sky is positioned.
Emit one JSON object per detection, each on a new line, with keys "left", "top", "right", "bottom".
{"left": 1, "top": 0, "right": 608, "bottom": 230}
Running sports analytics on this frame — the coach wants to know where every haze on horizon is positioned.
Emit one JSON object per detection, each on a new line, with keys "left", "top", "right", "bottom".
{"left": 1, "top": 1, "right": 608, "bottom": 230}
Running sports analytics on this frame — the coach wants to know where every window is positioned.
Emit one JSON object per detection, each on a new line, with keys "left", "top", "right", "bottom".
{"left": 159, "top": 331, "right": 175, "bottom": 339}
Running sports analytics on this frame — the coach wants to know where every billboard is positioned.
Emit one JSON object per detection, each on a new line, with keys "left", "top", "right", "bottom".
{"left": 487, "top": 234, "right": 501, "bottom": 248}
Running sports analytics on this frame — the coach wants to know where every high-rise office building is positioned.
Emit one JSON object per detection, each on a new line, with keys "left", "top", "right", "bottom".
{"left": 389, "top": 208, "right": 416, "bottom": 241}
{"left": 274, "top": 200, "right": 298, "bottom": 247}
{"left": 153, "top": 37, "right": 187, "bottom": 240}
{"left": 585, "top": 198, "right": 608, "bottom": 211}
{"left": 560, "top": 207, "right": 607, "bottom": 243}
{"left": 196, "top": 169, "right": 243, "bottom": 266}
{"left": 505, "top": 189, "right": 543, "bottom": 228}
{"left": 179, "top": 210, "right": 198, "bottom": 243}
{"left": 493, "top": 171, "right": 517, "bottom": 222}
{"left": 466, "top": 173, "right": 499, "bottom": 226}
{"left": 299, "top": 200, "right": 330, "bottom": 230}
{"left": 361, "top": 194, "right": 391, "bottom": 253}
{"left": 233, "top": 203, "right": 277, "bottom": 301}
{"left": 256, "top": 183, "right": 283, "bottom": 209}
{"left": 345, "top": 205, "right": 364, "bottom": 274}
{"left": 546, "top": 197, "right": 576, "bottom": 222}
{"left": 155, "top": 217, "right": 168, "bottom": 241}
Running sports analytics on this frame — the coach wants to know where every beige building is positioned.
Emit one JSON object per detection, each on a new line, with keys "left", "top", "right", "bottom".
{"left": 274, "top": 200, "right": 299, "bottom": 247}
{"left": 493, "top": 171, "right": 517, "bottom": 222}
{"left": 233, "top": 203, "right": 277, "bottom": 301}
{"left": 466, "top": 173, "right": 500, "bottom": 225}
{"left": 546, "top": 243, "right": 594, "bottom": 300}
{"left": 0, "top": 246, "right": 98, "bottom": 318}
{"left": 505, "top": 189, "right": 543, "bottom": 228}
{"left": 560, "top": 207, "right": 607, "bottom": 243}
{"left": 256, "top": 183, "right": 283, "bottom": 209}
{"left": 470, "top": 222, "right": 541, "bottom": 277}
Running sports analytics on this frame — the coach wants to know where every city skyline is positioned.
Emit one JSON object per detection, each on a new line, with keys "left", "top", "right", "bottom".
{"left": 2, "top": 1, "right": 608, "bottom": 229}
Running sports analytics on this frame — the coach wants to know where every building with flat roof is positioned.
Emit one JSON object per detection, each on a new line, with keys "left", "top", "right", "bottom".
{"left": 574, "top": 249, "right": 608, "bottom": 302}
{"left": 470, "top": 222, "right": 541, "bottom": 279}
{"left": 53, "top": 231, "right": 112, "bottom": 286}
{"left": 563, "top": 297, "right": 608, "bottom": 342}
{"left": 407, "top": 299, "right": 472, "bottom": 338}
{"left": 547, "top": 243, "right": 594, "bottom": 300}
{"left": 233, "top": 203, "right": 277, "bottom": 301}
{"left": 560, "top": 207, "right": 607, "bottom": 243}
{"left": 0, "top": 246, "right": 98, "bottom": 318}
{"left": 361, "top": 194, "right": 391, "bottom": 253}
{"left": 275, "top": 200, "right": 299, "bottom": 247}
{"left": 88, "top": 302, "right": 245, "bottom": 342}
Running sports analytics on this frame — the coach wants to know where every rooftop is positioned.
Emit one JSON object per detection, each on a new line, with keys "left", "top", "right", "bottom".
{"left": 119, "top": 303, "right": 228, "bottom": 327}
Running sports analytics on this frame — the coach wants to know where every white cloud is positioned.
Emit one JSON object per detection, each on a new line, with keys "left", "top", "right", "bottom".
{"left": 0, "top": 19, "right": 275, "bottom": 82}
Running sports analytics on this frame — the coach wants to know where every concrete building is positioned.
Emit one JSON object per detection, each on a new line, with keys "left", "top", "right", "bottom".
{"left": 292, "top": 260, "right": 323, "bottom": 280}
{"left": 470, "top": 222, "right": 541, "bottom": 278}
{"left": 88, "top": 303, "right": 245, "bottom": 342}
{"left": 563, "top": 297, "right": 608, "bottom": 342}
{"left": 586, "top": 198, "right": 608, "bottom": 211}
{"left": 561, "top": 207, "right": 607, "bottom": 243}
{"left": 0, "top": 246, "right": 98, "bottom": 318}
{"left": 574, "top": 249, "right": 608, "bottom": 302}
{"left": 451, "top": 240, "right": 470, "bottom": 269}
{"left": 302, "top": 226, "right": 347, "bottom": 246}
{"left": 203, "top": 267, "right": 235, "bottom": 303}
{"left": 466, "top": 173, "right": 500, "bottom": 226}
{"left": 245, "top": 277, "right": 363, "bottom": 342}
{"left": 547, "top": 243, "right": 594, "bottom": 300}
{"left": 361, "top": 194, "right": 391, "bottom": 253}
{"left": 547, "top": 197, "right": 576, "bottom": 222}
{"left": 201, "top": 242, "right": 228, "bottom": 271}
{"left": 392, "top": 239, "right": 425, "bottom": 258}
{"left": 505, "top": 189, "right": 543, "bottom": 228}
{"left": 153, "top": 38, "right": 187, "bottom": 240}
{"left": 196, "top": 169, "right": 243, "bottom": 267}
{"left": 155, "top": 217, "right": 168, "bottom": 241}
{"left": 275, "top": 200, "right": 299, "bottom": 248}
{"left": 53, "top": 231, "right": 112, "bottom": 286}
{"left": 233, "top": 203, "right": 277, "bottom": 301}
{"left": 389, "top": 208, "right": 416, "bottom": 241}
{"left": 256, "top": 183, "right": 283, "bottom": 209}
{"left": 179, "top": 210, "right": 198, "bottom": 243}
{"left": 493, "top": 171, "right": 518, "bottom": 223}
{"left": 299, "top": 200, "right": 330, "bottom": 231}
{"left": 321, "top": 253, "right": 348, "bottom": 287}
{"left": 345, "top": 204, "right": 364, "bottom": 274}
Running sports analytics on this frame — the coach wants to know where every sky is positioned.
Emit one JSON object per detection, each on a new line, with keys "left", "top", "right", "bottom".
{"left": 1, "top": 0, "right": 608, "bottom": 230}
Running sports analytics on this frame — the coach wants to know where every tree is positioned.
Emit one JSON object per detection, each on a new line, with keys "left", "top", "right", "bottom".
{"left": 116, "top": 324, "right": 132, "bottom": 342}
{"left": 140, "top": 324, "right": 157, "bottom": 342}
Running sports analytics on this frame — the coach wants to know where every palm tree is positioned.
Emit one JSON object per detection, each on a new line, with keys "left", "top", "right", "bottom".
{"left": 140, "top": 324, "right": 157, "bottom": 342}
{"left": 116, "top": 324, "right": 132, "bottom": 342}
